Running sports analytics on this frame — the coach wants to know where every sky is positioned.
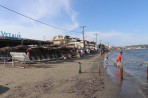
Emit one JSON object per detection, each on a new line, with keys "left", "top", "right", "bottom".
{"left": 0, "top": 0, "right": 148, "bottom": 46}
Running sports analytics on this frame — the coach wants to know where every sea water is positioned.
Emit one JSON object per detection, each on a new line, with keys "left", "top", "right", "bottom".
{"left": 106, "top": 49, "right": 148, "bottom": 97}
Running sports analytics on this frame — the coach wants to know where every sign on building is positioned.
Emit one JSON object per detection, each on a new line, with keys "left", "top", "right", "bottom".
{"left": 1, "top": 31, "right": 21, "bottom": 39}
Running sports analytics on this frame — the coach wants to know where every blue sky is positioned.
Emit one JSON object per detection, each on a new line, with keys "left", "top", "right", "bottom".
{"left": 0, "top": 0, "right": 148, "bottom": 46}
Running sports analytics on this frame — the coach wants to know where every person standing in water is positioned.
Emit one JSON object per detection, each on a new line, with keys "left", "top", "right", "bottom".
{"left": 116, "top": 51, "right": 122, "bottom": 67}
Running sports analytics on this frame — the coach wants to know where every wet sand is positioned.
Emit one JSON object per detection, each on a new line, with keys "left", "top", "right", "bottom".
{"left": 106, "top": 63, "right": 144, "bottom": 98}
{"left": 0, "top": 54, "right": 141, "bottom": 98}
{"left": 114, "top": 69, "right": 143, "bottom": 98}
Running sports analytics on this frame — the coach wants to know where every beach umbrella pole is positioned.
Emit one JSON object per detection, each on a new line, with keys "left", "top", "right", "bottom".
{"left": 4, "top": 57, "right": 6, "bottom": 66}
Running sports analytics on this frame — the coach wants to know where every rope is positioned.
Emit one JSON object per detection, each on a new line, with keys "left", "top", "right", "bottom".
{"left": 105, "top": 58, "right": 147, "bottom": 66}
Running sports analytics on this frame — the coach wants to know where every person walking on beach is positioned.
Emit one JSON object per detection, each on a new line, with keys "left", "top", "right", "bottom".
{"left": 26, "top": 49, "right": 30, "bottom": 59}
{"left": 104, "top": 56, "right": 108, "bottom": 70}
{"left": 116, "top": 51, "right": 122, "bottom": 67}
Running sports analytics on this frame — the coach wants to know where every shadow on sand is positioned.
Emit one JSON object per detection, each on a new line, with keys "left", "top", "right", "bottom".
{"left": 0, "top": 85, "right": 9, "bottom": 94}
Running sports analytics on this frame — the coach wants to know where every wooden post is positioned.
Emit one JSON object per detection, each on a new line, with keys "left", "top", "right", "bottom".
{"left": 120, "top": 66, "right": 123, "bottom": 80}
{"left": 99, "top": 68, "right": 101, "bottom": 76}
{"left": 98, "top": 61, "right": 101, "bottom": 76}
{"left": 146, "top": 65, "right": 148, "bottom": 81}
{"left": 78, "top": 62, "right": 81, "bottom": 73}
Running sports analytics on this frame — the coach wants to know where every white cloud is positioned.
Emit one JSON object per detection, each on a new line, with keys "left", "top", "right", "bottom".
{"left": 62, "top": 0, "right": 79, "bottom": 29}
{"left": 0, "top": 0, "right": 79, "bottom": 40}
{"left": 83, "top": 31, "right": 147, "bottom": 46}
{"left": 0, "top": 24, "right": 66, "bottom": 40}
{"left": 18, "top": 0, "right": 79, "bottom": 28}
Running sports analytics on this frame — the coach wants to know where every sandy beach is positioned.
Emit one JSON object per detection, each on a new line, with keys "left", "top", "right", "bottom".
{"left": 0, "top": 54, "right": 121, "bottom": 98}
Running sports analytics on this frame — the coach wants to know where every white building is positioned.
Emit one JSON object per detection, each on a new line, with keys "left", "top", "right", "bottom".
{"left": 53, "top": 35, "right": 96, "bottom": 49}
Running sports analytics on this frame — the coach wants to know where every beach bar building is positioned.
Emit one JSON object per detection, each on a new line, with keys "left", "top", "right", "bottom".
{"left": 0, "top": 31, "right": 53, "bottom": 48}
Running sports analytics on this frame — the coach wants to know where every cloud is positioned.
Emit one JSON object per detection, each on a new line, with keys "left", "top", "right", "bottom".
{"left": 0, "top": 0, "right": 79, "bottom": 40}
{"left": 0, "top": 24, "right": 67, "bottom": 41}
{"left": 62, "top": 0, "right": 79, "bottom": 29}
{"left": 17, "top": 0, "right": 79, "bottom": 28}
{"left": 83, "top": 31, "right": 147, "bottom": 46}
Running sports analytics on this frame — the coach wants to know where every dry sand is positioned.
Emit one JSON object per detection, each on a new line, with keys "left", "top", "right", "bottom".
{"left": 0, "top": 54, "right": 120, "bottom": 98}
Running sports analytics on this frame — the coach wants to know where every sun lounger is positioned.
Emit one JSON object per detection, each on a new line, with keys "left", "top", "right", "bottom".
{"left": 10, "top": 52, "right": 31, "bottom": 67}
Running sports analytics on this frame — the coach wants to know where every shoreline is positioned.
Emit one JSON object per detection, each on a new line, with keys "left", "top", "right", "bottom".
{"left": 106, "top": 61, "right": 144, "bottom": 98}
